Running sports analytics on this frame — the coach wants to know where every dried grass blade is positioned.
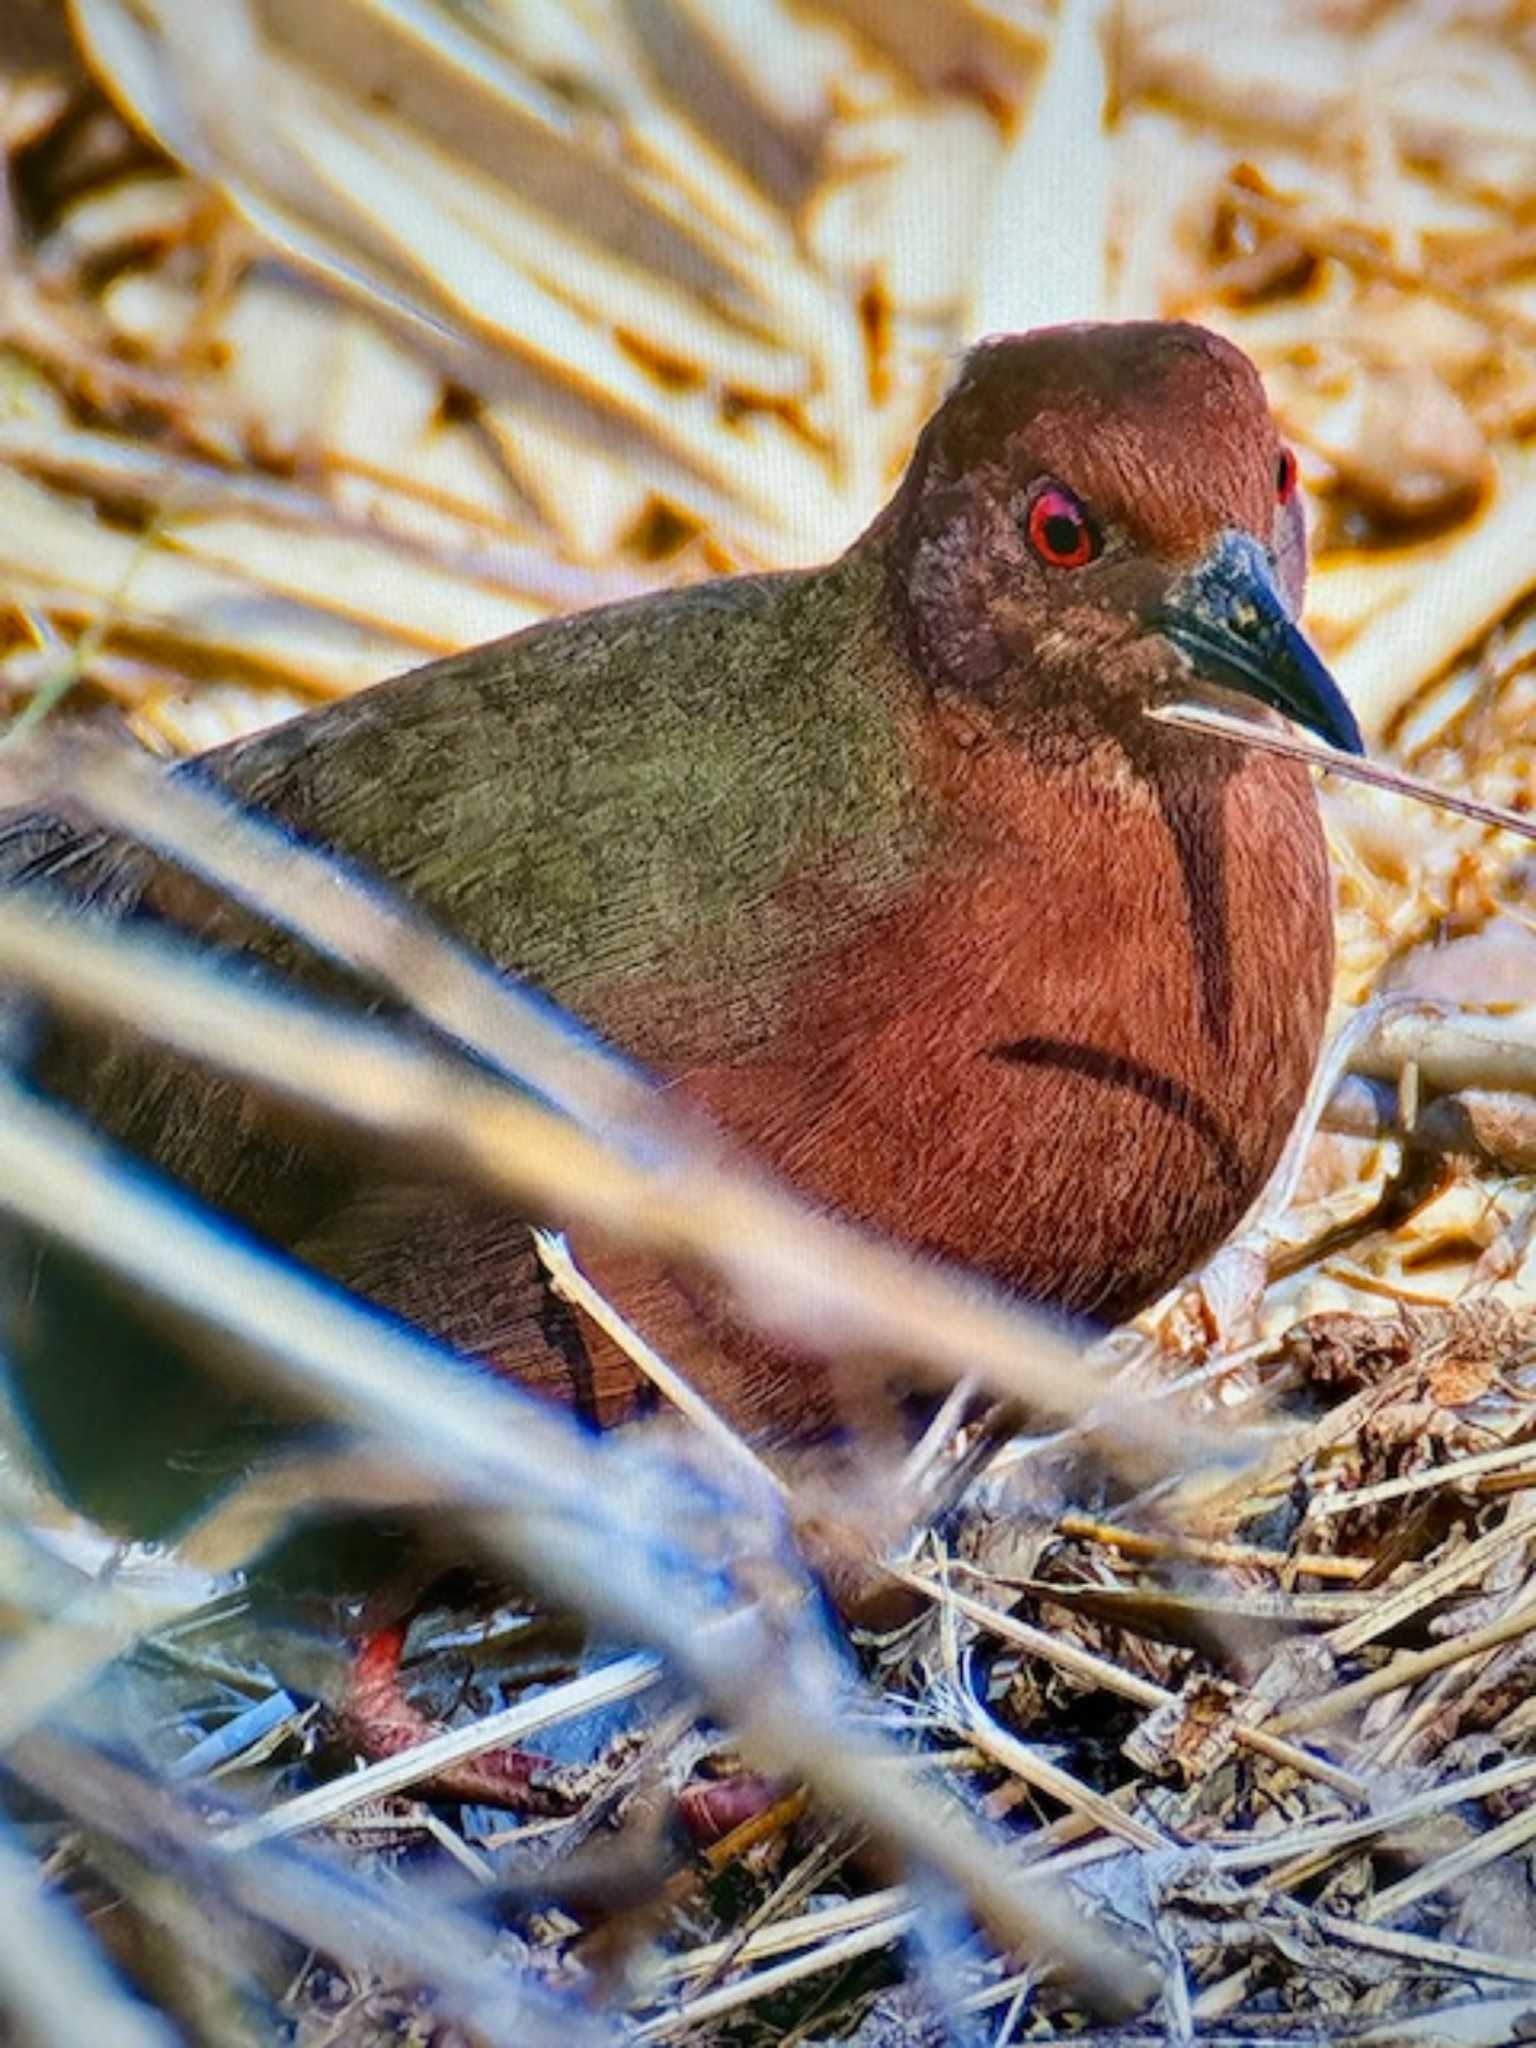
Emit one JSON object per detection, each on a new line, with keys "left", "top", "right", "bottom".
{"left": 1309, "top": 1436, "right": 1536, "bottom": 1517}
{"left": 0, "top": 1820, "right": 182, "bottom": 2048}
{"left": 1209, "top": 1754, "right": 1536, "bottom": 1877}
{"left": 1324, "top": 1501, "right": 1536, "bottom": 1656}
{"left": 955, "top": 1687, "right": 1169, "bottom": 1851}
{"left": 1271, "top": 1590, "right": 1536, "bottom": 1738}
{"left": 7, "top": 733, "right": 670, "bottom": 1142}
{"left": 218, "top": 1651, "right": 664, "bottom": 1848}
{"left": 1329, "top": 457, "right": 1536, "bottom": 741}
{"left": 0, "top": 1072, "right": 1154, "bottom": 2011}
{"left": 249, "top": 0, "right": 778, "bottom": 317}
{"left": 69, "top": 0, "right": 851, "bottom": 548}
{"left": 1311, "top": 1911, "right": 1536, "bottom": 1989}
{"left": 1151, "top": 698, "right": 1536, "bottom": 844}
{"left": 654, "top": 1886, "right": 910, "bottom": 1984}
{"left": 631, "top": 1909, "right": 918, "bottom": 2041}
{"left": 1350, "top": 1007, "right": 1536, "bottom": 1099}
{"left": 1363, "top": 1796, "right": 1536, "bottom": 1925}
{"left": 0, "top": 471, "right": 411, "bottom": 696}
{"left": 892, "top": 1568, "right": 1367, "bottom": 1802}
{"left": 533, "top": 1229, "right": 786, "bottom": 1497}
{"left": 10, "top": 1730, "right": 603, "bottom": 2048}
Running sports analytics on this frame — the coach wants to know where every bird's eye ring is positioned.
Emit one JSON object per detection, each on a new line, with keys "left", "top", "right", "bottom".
{"left": 1025, "top": 484, "right": 1099, "bottom": 569}
{"left": 1276, "top": 446, "right": 1298, "bottom": 503}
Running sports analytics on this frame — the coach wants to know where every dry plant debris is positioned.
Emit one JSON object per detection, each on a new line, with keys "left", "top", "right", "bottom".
{"left": 8, "top": 1, "right": 1536, "bottom": 2043}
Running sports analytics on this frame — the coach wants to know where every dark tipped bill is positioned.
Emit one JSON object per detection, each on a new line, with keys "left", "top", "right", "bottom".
{"left": 1155, "top": 530, "right": 1364, "bottom": 757}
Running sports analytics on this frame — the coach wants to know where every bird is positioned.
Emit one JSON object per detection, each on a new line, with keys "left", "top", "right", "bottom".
{"left": 0, "top": 318, "right": 1360, "bottom": 1534}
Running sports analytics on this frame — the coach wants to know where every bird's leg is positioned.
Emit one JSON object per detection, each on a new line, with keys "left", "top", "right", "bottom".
{"left": 340, "top": 1588, "right": 575, "bottom": 1812}
{"left": 344, "top": 1588, "right": 801, "bottom": 1847}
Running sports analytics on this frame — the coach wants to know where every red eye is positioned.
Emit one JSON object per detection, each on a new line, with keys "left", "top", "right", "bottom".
{"left": 1276, "top": 446, "right": 1298, "bottom": 502}
{"left": 1025, "top": 484, "right": 1098, "bottom": 568}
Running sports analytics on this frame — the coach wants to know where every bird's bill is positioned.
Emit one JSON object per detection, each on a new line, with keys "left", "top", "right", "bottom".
{"left": 1154, "top": 530, "right": 1365, "bottom": 757}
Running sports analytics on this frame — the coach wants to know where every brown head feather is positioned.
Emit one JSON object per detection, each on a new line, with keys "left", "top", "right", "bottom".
{"left": 887, "top": 320, "right": 1306, "bottom": 744}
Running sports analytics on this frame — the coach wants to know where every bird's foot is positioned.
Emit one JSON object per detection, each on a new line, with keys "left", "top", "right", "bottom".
{"left": 340, "top": 1615, "right": 578, "bottom": 1812}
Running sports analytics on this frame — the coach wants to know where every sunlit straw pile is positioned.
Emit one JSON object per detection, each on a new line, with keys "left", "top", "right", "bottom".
{"left": 7, "top": 1, "right": 1536, "bottom": 2041}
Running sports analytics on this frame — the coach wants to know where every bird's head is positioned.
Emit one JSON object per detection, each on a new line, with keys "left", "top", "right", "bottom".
{"left": 888, "top": 320, "right": 1362, "bottom": 758}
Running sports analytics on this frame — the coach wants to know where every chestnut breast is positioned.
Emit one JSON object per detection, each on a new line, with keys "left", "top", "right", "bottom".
{"left": 665, "top": 726, "right": 1331, "bottom": 1328}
